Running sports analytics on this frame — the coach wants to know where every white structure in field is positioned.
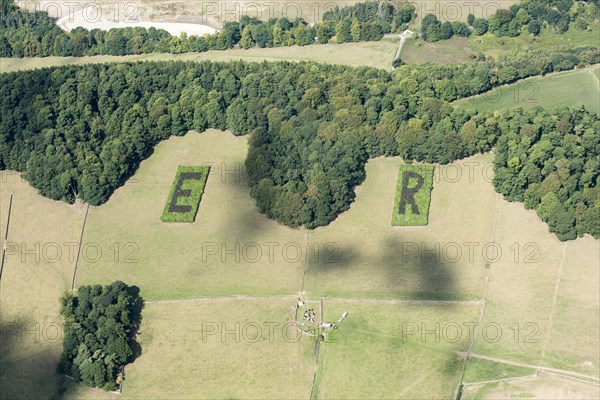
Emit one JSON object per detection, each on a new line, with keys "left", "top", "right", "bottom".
{"left": 338, "top": 312, "right": 348, "bottom": 323}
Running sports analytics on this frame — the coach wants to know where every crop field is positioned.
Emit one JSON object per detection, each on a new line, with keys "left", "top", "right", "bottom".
{"left": 454, "top": 67, "right": 600, "bottom": 113}
{"left": 0, "top": 40, "right": 398, "bottom": 74}
{"left": 1, "top": 133, "right": 598, "bottom": 399}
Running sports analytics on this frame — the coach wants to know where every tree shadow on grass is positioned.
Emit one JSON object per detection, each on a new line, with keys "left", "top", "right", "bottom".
{"left": 125, "top": 285, "right": 145, "bottom": 363}
{"left": 0, "top": 315, "right": 63, "bottom": 399}
{"left": 311, "top": 233, "right": 459, "bottom": 300}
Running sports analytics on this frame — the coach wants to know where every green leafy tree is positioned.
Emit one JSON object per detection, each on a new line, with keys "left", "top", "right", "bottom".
{"left": 473, "top": 18, "right": 489, "bottom": 35}
{"left": 239, "top": 26, "right": 254, "bottom": 49}
{"left": 528, "top": 20, "right": 541, "bottom": 35}
{"left": 335, "top": 19, "right": 352, "bottom": 43}
{"left": 351, "top": 18, "right": 361, "bottom": 42}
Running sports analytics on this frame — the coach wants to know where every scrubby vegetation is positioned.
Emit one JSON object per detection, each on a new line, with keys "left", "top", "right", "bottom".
{"left": 0, "top": 45, "right": 597, "bottom": 238}
{"left": 58, "top": 281, "right": 143, "bottom": 391}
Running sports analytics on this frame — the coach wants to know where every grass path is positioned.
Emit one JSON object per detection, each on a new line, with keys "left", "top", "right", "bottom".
{"left": 0, "top": 41, "right": 398, "bottom": 73}
{"left": 540, "top": 242, "right": 568, "bottom": 363}
{"left": 589, "top": 66, "right": 600, "bottom": 87}
{"left": 455, "top": 192, "right": 501, "bottom": 397}
{"left": 70, "top": 203, "right": 90, "bottom": 290}
{"left": 0, "top": 193, "right": 13, "bottom": 283}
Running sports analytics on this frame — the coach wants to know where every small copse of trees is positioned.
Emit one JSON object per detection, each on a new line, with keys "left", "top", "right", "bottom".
{"left": 58, "top": 281, "right": 143, "bottom": 391}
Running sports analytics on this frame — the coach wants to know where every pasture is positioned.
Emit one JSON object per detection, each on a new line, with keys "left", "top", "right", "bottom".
{"left": 453, "top": 67, "right": 600, "bottom": 113}
{"left": 0, "top": 128, "right": 598, "bottom": 398}
{"left": 314, "top": 300, "right": 481, "bottom": 399}
{"left": 0, "top": 40, "right": 398, "bottom": 73}
{"left": 402, "top": 28, "right": 600, "bottom": 64}
{"left": 0, "top": 172, "right": 87, "bottom": 399}
{"left": 462, "top": 358, "right": 535, "bottom": 384}
{"left": 461, "top": 371, "right": 600, "bottom": 399}
{"left": 303, "top": 155, "right": 496, "bottom": 300}
{"left": 75, "top": 130, "right": 306, "bottom": 300}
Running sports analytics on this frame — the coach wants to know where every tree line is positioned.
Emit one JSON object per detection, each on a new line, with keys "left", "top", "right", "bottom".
{"left": 1, "top": 0, "right": 598, "bottom": 58}
{"left": 421, "top": 0, "right": 599, "bottom": 42}
{"left": 0, "top": 0, "right": 415, "bottom": 58}
{"left": 0, "top": 47, "right": 597, "bottom": 239}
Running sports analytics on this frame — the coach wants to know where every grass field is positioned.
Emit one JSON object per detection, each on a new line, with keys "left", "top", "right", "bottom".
{"left": 303, "top": 155, "right": 496, "bottom": 300}
{"left": 314, "top": 300, "right": 480, "bottom": 399}
{"left": 1, "top": 129, "right": 598, "bottom": 398}
{"left": 453, "top": 67, "right": 600, "bottom": 113}
{"left": 543, "top": 235, "right": 600, "bottom": 375}
{"left": 0, "top": 172, "right": 87, "bottom": 399}
{"left": 471, "top": 197, "right": 600, "bottom": 375}
{"left": 463, "top": 358, "right": 535, "bottom": 384}
{"left": 462, "top": 371, "right": 600, "bottom": 399}
{"left": 76, "top": 298, "right": 315, "bottom": 399}
{"left": 401, "top": 28, "right": 600, "bottom": 64}
{"left": 0, "top": 40, "right": 398, "bottom": 74}
{"left": 391, "top": 164, "right": 434, "bottom": 226}
{"left": 76, "top": 130, "right": 306, "bottom": 300}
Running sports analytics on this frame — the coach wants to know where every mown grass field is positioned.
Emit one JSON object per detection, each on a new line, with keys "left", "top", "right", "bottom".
{"left": 0, "top": 39, "right": 398, "bottom": 73}
{"left": 1, "top": 133, "right": 598, "bottom": 398}
{"left": 314, "top": 300, "right": 481, "bottom": 399}
{"left": 76, "top": 130, "right": 306, "bottom": 300}
{"left": 453, "top": 67, "right": 600, "bottom": 113}
{"left": 303, "top": 155, "right": 496, "bottom": 300}
{"left": 0, "top": 172, "right": 87, "bottom": 399}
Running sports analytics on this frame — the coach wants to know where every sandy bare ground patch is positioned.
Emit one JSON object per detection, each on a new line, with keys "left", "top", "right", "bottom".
{"left": 57, "top": 9, "right": 217, "bottom": 36}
